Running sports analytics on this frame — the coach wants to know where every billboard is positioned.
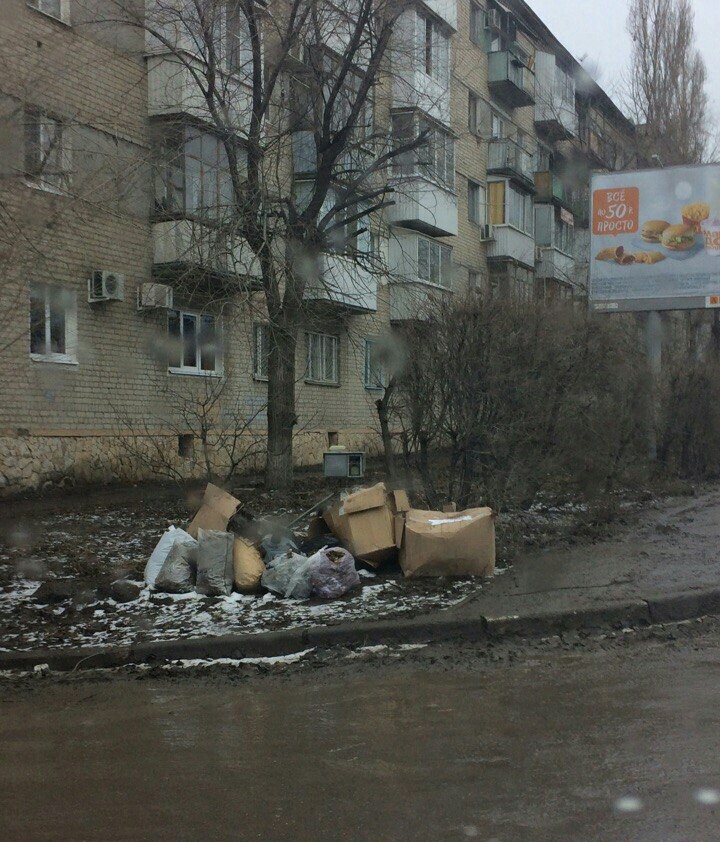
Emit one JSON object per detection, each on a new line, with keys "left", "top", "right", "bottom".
{"left": 589, "top": 163, "right": 720, "bottom": 312}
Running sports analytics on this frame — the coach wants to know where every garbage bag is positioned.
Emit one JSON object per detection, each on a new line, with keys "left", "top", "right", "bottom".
{"left": 145, "top": 527, "right": 195, "bottom": 588}
{"left": 261, "top": 551, "right": 312, "bottom": 599}
{"left": 196, "top": 529, "right": 235, "bottom": 596}
{"left": 154, "top": 538, "right": 198, "bottom": 594}
{"left": 261, "top": 534, "right": 299, "bottom": 563}
{"left": 308, "top": 547, "right": 359, "bottom": 599}
{"left": 233, "top": 538, "right": 265, "bottom": 593}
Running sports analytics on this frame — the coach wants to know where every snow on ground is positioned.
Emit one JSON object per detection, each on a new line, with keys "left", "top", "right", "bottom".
{"left": 0, "top": 500, "right": 485, "bottom": 653}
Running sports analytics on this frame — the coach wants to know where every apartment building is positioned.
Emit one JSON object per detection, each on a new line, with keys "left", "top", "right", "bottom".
{"left": 0, "top": 0, "right": 636, "bottom": 493}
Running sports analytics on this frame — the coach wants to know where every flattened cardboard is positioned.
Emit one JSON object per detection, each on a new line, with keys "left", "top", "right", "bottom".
{"left": 323, "top": 483, "right": 410, "bottom": 564}
{"left": 399, "top": 507, "right": 495, "bottom": 578}
{"left": 187, "top": 483, "right": 240, "bottom": 539}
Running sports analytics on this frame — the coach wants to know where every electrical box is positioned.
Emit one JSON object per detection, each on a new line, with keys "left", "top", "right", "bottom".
{"left": 323, "top": 451, "right": 365, "bottom": 479}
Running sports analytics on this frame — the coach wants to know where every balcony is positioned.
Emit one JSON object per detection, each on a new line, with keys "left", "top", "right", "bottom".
{"left": 488, "top": 51, "right": 535, "bottom": 108}
{"left": 534, "top": 171, "right": 574, "bottom": 208}
{"left": 303, "top": 254, "right": 377, "bottom": 313}
{"left": 390, "top": 282, "right": 449, "bottom": 321}
{"left": 147, "top": 54, "right": 251, "bottom": 130}
{"left": 387, "top": 176, "right": 458, "bottom": 237}
{"left": 152, "top": 219, "right": 259, "bottom": 280}
{"left": 535, "top": 247, "right": 576, "bottom": 282}
{"left": 535, "top": 99, "right": 578, "bottom": 139}
{"left": 488, "top": 139, "right": 536, "bottom": 190}
{"left": 293, "top": 131, "right": 372, "bottom": 180}
{"left": 485, "top": 224, "right": 535, "bottom": 268}
{"left": 392, "top": 69, "right": 450, "bottom": 126}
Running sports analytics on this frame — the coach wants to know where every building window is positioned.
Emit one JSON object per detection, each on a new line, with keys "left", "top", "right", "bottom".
{"left": 253, "top": 323, "right": 270, "bottom": 380}
{"left": 24, "top": 109, "right": 70, "bottom": 192}
{"left": 490, "top": 110, "right": 505, "bottom": 139}
{"left": 28, "top": 0, "right": 69, "bottom": 23}
{"left": 168, "top": 310, "right": 221, "bottom": 375}
{"left": 469, "top": 270, "right": 482, "bottom": 290}
{"left": 417, "top": 237, "right": 452, "bottom": 288}
{"left": 468, "top": 92, "right": 479, "bottom": 134}
{"left": 468, "top": 179, "right": 485, "bottom": 225}
{"left": 306, "top": 332, "right": 339, "bottom": 384}
{"left": 469, "top": 2, "right": 484, "bottom": 46}
{"left": 363, "top": 339, "right": 386, "bottom": 390}
{"left": 420, "top": 13, "right": 449, "bottom": 84}
{"left": 154, "top": 127, "right": 242, "bottom": 220}
{"left": 30, "top": 283, "right": 76, "bottom": 363}
{"left": 391, "top": 113, "right": 455, "bottom": 189}
{"left": 488, "top": 180, "right": 533, "bottom": 235}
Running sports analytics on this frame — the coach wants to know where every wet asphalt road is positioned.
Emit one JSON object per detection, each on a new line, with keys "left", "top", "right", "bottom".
{"left": 1, "top": 634, "right": 720, "bottom": 842}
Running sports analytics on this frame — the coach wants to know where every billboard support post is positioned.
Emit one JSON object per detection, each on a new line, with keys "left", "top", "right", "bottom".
{"left": 644, "top": 310, "right": 662, "bottom": 461}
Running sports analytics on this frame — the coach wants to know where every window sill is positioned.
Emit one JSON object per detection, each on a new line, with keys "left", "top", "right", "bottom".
{"left": 364, "top": 384, "right": 385, "bottom": 392}
{"left": 253, "top": 374, "right": 269, "bottom": 383}
{"left": 27, "top": 3, "right": 71, "bottom": 26}
{"left": 31, "top": 353, "right": 78, "bottom": 366}
{"left": 168, "top": 368, "right": 223, "bottom": 378}
{"left": 304, "top": 379, "right": 340, "bottom": 388}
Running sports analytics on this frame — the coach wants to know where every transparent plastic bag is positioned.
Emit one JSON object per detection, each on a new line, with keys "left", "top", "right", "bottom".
{"left": 308, "top": 547, "right": 359, "bottom": 599}
{"left": 261, "top": 551, "right": 312, "bottom": 599}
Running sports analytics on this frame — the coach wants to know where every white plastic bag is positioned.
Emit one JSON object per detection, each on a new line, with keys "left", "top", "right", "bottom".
{"left": 144, "top": 527, "right": 195, "bottom": 588}
{"left": 261, "top": 551, "right": 312, "bottom": 599}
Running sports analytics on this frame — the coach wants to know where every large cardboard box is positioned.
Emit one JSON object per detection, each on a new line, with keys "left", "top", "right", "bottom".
{"left": 323, "top": 483, "right": 410, "bottom": 564}
{"left": 187, "top": 483, "right": 241, "bottom": 538}
{"left": 398, "top": 508, "right": 495, "bottom": 578}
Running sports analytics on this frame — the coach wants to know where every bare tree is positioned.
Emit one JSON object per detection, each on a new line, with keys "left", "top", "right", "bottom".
{"left": 97, "top": 0, "right": 431, "bottom": 490}
{"left": 623, "top": 0, "right": 713, "bottom": 166}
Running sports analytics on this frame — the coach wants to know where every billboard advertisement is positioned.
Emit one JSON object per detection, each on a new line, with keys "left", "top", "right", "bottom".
{"left": 589, "top": 163, "right": 720, "bottom": 312}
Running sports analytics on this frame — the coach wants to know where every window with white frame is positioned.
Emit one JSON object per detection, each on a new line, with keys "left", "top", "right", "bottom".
{"left": 418, "top": 237, "right": 452, "bottom": 288}
{"left": 507, "top": 183, "right": 534, "bottom": 235}
{"left": 30, "top": 283, "right": 76, "bottom": 362}
{"left": 306, "top": 332, "right": 339, "bottom": 384}
{"left": 24, "top": 109, "right": 71, "bottom": 192}
{"left": 363, "top": 339, "right": 386, "bottom": 390}
{"left": 28, "top": 0, "right": 69, "bottom": 23}
{"left": 253, "top": 322, "right": 270, "bottom": 380}
{"left": 420, "top": 12, "right": 449, "bottom": 84}
{"left": 391, "top": 112, "right": 455, "bottom": 189}
{"left": 168, "top": 310, "right": 221, "bottom": 374}
{"left": 468, "top": 179, "right": 485, "bottom": 225}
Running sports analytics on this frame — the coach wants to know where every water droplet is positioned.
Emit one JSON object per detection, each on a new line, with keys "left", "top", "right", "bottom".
{"left": 614, "top": 796, "right": 643, "bottom": 813}
{"left": 694, "top": 788, "right": 720, "bottom": 805}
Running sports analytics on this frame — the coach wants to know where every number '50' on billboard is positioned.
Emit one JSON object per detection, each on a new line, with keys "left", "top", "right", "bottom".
{"left": 593, "top": 187, "right": 640, "bottom": 235}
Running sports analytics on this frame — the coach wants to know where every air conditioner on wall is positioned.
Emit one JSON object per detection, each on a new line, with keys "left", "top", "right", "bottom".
{"left": 87, "top": 270, "right": 125, "bottom": 303}
{"left": 480, "top": 224, "right": 494, "bottom": 241}
{"left": 137, "top": 282, "right": 174, "bottom": 310}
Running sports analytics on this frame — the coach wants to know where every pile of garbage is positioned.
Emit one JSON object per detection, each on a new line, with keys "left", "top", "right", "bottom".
{"left": 144, "top": 482, "right": 496, "bottom": 601}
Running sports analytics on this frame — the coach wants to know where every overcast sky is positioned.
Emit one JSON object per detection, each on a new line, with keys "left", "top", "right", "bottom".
{"left": 526, "top": 0, "right": 720, "bottom": 121}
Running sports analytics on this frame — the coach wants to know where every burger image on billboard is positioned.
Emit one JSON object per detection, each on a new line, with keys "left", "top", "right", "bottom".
{"left": 661, "top": 223, "right": 696, "bottom": 252}
{"left": 641, "top": 220, "right": 670, "bottom": 243}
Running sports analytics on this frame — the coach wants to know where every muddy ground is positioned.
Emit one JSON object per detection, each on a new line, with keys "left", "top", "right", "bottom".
{"left": 0, "top": 474, "right": 695, "bottom": 654}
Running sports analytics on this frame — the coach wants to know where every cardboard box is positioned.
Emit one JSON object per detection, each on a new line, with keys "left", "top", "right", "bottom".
{"left": 398, "top": 508, "right": 495, "bottom": 578}
{"left": 187, "top": 483, "right": 241, "bottom": 538}
{"left": 323, "top": 483, "right": 410, "bottom": 564}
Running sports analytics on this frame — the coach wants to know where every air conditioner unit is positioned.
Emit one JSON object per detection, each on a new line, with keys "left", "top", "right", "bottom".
{"left": 485, "top": 9, "right": 502, "bottom": 31}
{"left": 88, "top": 270, "right": 125, "bottom": 303}
{"left": 479, "top": 224, "right": 494, "bottom": 241}
{"left": 137, "top": 282, "right": 173, "bottom": 310}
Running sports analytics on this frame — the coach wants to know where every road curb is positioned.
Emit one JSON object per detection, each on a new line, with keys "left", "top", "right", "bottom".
{"left": 3, "top": 588, "right": 720, "bottom": 672}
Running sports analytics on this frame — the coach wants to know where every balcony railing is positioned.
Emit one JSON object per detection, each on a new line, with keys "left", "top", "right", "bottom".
{"left": 387, "top": 176, "right": 458, "bottom": 237}
{"left": 485, "top": 224, "right": 535, "bottom": 268}
{"left": 488, "top": 138, "right": 535, "bottom": 188}
{"left": 536, "top": 247, "right": 576, "bottom": 282}
{"left": 304, "top": 253, "right": 377, "bottom": 313}
{"left": 488, "top": 51, "right": 535, "bottom": 107}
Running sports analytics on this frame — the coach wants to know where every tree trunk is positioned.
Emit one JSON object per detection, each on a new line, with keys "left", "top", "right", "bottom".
{"left": 265, "top": 324, "right": 297, "bottom": 490}
{"left": 375, "top": 380, "right": 396, "bottom": 479}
